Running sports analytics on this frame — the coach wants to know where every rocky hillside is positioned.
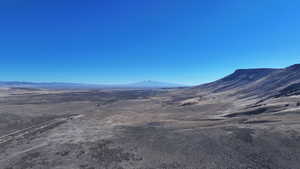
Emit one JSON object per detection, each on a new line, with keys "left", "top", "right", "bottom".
{"left": 194, "top": 64, "right": 300, "bottom": 99}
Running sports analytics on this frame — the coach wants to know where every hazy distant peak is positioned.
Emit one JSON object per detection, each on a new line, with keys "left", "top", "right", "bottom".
{"left": 128, "top": 80, "right": 184, "bottom": 88}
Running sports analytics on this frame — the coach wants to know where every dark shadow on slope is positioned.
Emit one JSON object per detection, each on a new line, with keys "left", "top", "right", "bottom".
{"left": 224, "top": 108, "right": 268, "bottom": 118}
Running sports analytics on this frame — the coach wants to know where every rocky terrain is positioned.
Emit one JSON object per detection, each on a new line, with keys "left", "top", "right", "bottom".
{"left": 1, "top": 64, "right": 300, "bottom": 169}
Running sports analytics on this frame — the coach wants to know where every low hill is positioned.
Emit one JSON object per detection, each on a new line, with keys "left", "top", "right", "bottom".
{"left": 194, "top": 64, "right": 300, "bottom": 98}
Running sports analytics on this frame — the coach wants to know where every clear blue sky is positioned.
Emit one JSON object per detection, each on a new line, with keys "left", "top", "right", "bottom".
{"left": 0, "top": 0, "right": 300, "bottom": 85}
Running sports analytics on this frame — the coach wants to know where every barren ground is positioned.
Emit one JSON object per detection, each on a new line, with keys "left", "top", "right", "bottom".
{"left": 0, "top": 88, "right": 300, "bottom": 169}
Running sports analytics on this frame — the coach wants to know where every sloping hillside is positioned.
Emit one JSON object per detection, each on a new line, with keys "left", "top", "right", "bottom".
{"left": 194, "top": 64, "right": 300, "bottom": 99}
{"left": 197, "top": 68, "right": 278, "bottom": 93}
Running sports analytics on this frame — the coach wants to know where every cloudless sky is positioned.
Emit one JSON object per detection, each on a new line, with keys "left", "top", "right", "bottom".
{"left": 0, "top": 0, "right": 300, "bottom": 85}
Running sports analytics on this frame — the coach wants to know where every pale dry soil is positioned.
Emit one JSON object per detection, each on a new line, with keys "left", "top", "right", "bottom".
{"left": 0, "top": 89, "right": 300, "bottom": 169}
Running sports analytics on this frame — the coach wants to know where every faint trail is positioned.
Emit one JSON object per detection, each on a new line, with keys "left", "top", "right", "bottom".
{"left": 0, "top": 142, "right": 48, "bottom": 164}
{"left": 0, "top": 114, "right": 82, "bottom": 145}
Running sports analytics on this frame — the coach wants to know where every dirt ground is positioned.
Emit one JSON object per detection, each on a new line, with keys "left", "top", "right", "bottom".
{"left": 0, "top": 88, "right": 300, "bottom": 169}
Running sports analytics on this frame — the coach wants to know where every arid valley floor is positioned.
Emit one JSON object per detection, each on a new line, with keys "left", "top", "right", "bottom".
{"left": 1, "top": 65, "right": 300, "bottom": 169}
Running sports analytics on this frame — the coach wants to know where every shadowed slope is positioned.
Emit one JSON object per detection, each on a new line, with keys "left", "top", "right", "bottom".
{"left": 197, "top": 68, "right": 278, "bottom": 93}
{"left": 193, "top": 64, "right": 300, "bottom": 99}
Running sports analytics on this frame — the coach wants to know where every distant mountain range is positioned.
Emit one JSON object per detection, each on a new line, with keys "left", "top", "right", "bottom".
{"left": 4, "top": 63, "right": 300, "bottom": 94}
{"left": 126, "top": 80, "right": 184, "bottom": 88}
{"left": 194, "top": 64, "right": 300, "bottom": 99}
{"left": 0, "top": 80, "right": 185, "bottom": 89}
